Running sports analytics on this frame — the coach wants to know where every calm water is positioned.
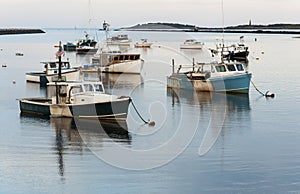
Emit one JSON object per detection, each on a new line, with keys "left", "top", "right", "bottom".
{"left": 0, "top": 29, "right": 300, "bottom": 193}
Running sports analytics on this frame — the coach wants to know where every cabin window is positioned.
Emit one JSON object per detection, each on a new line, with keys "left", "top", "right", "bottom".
{"left": 84, "top": 84, "right": 94, "bottom": 92}
{"left": 50, "top": 63, "right": 57, "bottom": 68}
{"left": 94, "top": 84, "right": 104, "bottom": 92}
{"left": 236, "top": 64, "right": 244, "bottom": 71}
{"left": 215, "top": 65, "right": 227, "bottom": 72}
{"left": 227, "top": 64, "right": 236, "bottom": 71}
{"left": 72, "top": 86, "right": 83, "bottom": 94}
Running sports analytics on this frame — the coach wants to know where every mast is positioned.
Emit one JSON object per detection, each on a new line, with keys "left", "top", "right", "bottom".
{"left": 103, "top": 21, "right": 110, "bottom": 49}
{"left": 221, "top": 0, "right": 225, "bottom": 62}
{"left": 55, "top": 41, "right": 64, "bottom": 80}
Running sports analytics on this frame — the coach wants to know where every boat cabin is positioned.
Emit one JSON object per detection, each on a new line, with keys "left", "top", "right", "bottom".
{"left": 108, "top": 54, "right": 141, "bottom": 64}
{"left": 213, "top": 63, "right": 245, "bottom": 73}
{"left": 47, "top": 81, "right": 105, "bottom": 104}
{"left": 42, "top": 61, "right": 71, "bottom": 73}
{"left": 186, "top": 62, "right": 246, "bottom": 80}
{"left": 111, "top": 34, "right": 129, "bottom": 41}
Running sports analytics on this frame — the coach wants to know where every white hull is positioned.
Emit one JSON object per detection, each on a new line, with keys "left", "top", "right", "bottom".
{"left": 180, "top": 44, "right": 203, "bottom": 49}
{"left": 101, "top": 59, "right": 143, "bottom": 74}
{"left": 26, "top": 70, "right": 80, "bottom": 84}
{"left": 26, "top": 74, "right": 41, "bottom": 83}
{"left": 107, "top": 41, "right": 131, "bottom": 46}
{"left": 47, "top": 70, "right": 80, "bottom": 82}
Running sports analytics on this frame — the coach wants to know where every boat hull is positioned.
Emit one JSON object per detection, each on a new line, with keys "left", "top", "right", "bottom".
{"left": 167, "top": 73, "right": 252, "bottom": 93}
{"left": 223, "top": 50, "right": 249, "bottom": 61}
{"left": 76, "top": 48, "right": 98, "bottom": 55}
{"left": 180, "top": 44, "right": 203, "bottom": 49}
{"left": 207, "top": 73, "right": 252, "bottom": 93}
{"left": 19, "top": 98, "right": 52, "bottom": 116}
{"left": 63, "top": 45, "right": 76, "bottom": 51}
{"left": 19, "top": 97, "right": 131, "bottom": 119}
{"left": 26, "top": 70, "right": 80, "bottom": 85}
{"left": 101, "top": 59, "right": 143, "bottom": 74}
{"left": 68, "top": 98, "right": 130, "bottom": 119}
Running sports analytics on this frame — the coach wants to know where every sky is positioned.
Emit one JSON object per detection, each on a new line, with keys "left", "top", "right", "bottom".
{"left": 1, "top": 0, "right": 300, "bottom": 28}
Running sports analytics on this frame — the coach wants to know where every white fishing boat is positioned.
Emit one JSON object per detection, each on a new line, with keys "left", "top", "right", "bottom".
{"left": 93, "top": 52, "right": 143, "bottom": 74}
{"left": 19, "top": 81, "right": 131, "bottom": 119}
{"left": 25, "top": 61, "right": 80, "bottom": 86}
{"left": 180, "top": 39, "right": 204, "bottom": 49}
{"left": 134, "top": 39, "right": 153, "bottom": 48}
{"left": 107, "top": 34, "right": 131, "bottom": 46}
{"left": 92, "top": 21, "right": 143, "bottom": 74}
{"left": 167, "top": 60, "right": 252, "bottom": 93}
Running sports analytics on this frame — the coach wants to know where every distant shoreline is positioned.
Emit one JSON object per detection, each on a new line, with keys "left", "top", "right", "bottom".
{"left": 123, "top": 29, "right": 300, "bottom": 35}
{"left": 121, "top": 22, "right": 300, "bottom": 35}
{"left": 0, "top": 29, "right": 45, "bottom": 35}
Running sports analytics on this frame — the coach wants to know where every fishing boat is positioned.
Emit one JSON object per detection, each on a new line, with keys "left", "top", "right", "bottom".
{"left": 64, "top": 32, "right": 97, "bottom": 52}
{"left": 134, "top": 39, "right": 153, "bottom": 48}
{"left": 25, "top": 61, "right": 80, "bottom": 86}
{"left": 180, "top": 39, "right": 204, "bottom": 49}
{"left": 92, "top": 21, "right": 143, "bottom": 74}
{"left": 63, "top": 41, "right": 77, "bottom": 51}
{"left": 18, "top": 81, "right": 131, "bottom": 119}
{"left": 95, "top": 52, "right": 143, "bottom": 74}
{"left": 210, "top": 42, "right": 249, "bottom": 61}
{"left": 21, "top": 41, "right": 130, "bottom": 119}
{"left": 107, "top": 34, "right": 131, "bottom": 46}
{"left": 167, "top": 60, "right": 252, "bottom": 93}
{"left": 76, "top": 46, "right": 98, "bottom": 55}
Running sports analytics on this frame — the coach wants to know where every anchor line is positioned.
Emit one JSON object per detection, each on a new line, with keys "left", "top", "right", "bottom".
{"left": 129, "top": 98, "right": 148, "bottom": 124}
{"left": 250, "top": 80, "right": 265, "bottom": 96}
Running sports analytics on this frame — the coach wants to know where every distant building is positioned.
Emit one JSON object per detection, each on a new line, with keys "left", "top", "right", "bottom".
{"left": 249, "top": 20, "right": 252, "bottom": 26}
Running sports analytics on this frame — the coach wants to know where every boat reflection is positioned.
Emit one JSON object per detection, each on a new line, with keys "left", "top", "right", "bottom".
{"left": 101, "top": 73, "right": 143, "bottom": 90}
{"left": 167, "top": 88, "right": 250, "bottom": 155}
{"left": 167, "top": 88, "right": 250, "bottom": 111}
{"left": 51, "top": 118, "right": 130, "bottom": 176}
{"left": 20, "top": 114, "right": 130, "bottom": 177}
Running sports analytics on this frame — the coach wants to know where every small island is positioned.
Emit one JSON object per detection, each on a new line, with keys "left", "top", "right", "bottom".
{"left": 0, "top": 28, "right": 45, "bottom": 35}
{"left": 121, "top": 22, "right": 300, "bottom": 34}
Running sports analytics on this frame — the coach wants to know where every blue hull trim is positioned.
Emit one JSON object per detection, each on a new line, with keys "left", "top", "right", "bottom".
{"left": 209, "top": 73, "right": 252, "bottom": 93}
{"left": 167, "top": 73, "right": 252, "bottom": 94}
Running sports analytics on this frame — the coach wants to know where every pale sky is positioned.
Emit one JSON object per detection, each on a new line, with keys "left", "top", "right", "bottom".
{"left": 1, "top": 0, "right": 299, "bottom": 28}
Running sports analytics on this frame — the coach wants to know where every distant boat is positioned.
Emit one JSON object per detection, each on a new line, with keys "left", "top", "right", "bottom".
{"left": 210, "top": 42, "right": 249, "bottom": 61}
{"left": 15, "top": 52, "right": 24, "bottom": 56}
{"left": 107, "top": 34, "right": 131, "bottom": 46}
{"left": 134, "top": 39, "right": 153, "bottom": 48}
{"left": 180, "top": 39, "right": 204, "bottom": 49}
{"left": 167, "top": 60, "right": 252, "bottom": 93}
{"left": 76, "top": 46, "right": 98, "bottom": 55}
{"left": 80, "top": 64, "right": 100, "bottom": 73}
{"left": 25, "top": 61, "right": 80, "bottom": 86}
{"left": 64, "top": 31, "right": 98, "bottom": 53}
{"left": 18, "top": 81, "right": 131, "bottom": 119}
{"left": 63, "top": 42, "right": 77, "bottom": 51}
{"left": 75, "top": 32, "right": 98, "bottom": 54}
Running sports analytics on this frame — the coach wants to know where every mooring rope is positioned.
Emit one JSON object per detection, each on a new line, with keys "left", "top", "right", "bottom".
{"left": 130, "top": 98, "right": 155, "bottom": 126}
{"left": 250, "top": 80, "right": 275, "bottom": 98}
